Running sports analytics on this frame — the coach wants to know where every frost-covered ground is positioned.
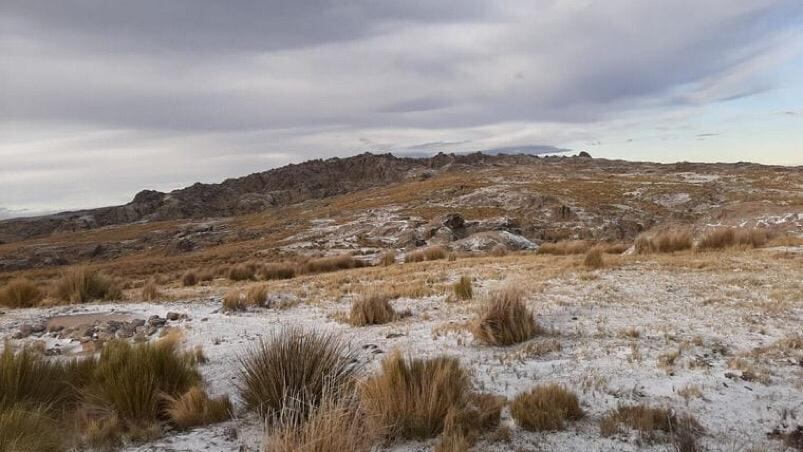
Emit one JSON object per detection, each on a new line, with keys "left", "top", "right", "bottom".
{"left": 1, "top": 251, "right": 801, "bottom": 452}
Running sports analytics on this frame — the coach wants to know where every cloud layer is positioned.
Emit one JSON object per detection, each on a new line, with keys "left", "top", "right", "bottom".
{"left": 1, "top": 0, "right": 802, "bottom": 211}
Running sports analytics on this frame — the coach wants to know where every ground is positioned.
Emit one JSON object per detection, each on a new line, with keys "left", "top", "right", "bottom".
{"left": 2, "top": 247, "right": 801, "bottom": 451}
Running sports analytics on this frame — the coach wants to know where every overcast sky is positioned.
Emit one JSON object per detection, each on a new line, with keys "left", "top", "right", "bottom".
{"left": 1, "top": 0, "right": 802, "bottom": 216}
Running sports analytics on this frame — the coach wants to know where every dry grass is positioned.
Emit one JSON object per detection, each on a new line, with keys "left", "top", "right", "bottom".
{"left": 696, "top": 227, "right": 768, "bottom": 251}
{"left": 471, "top": 286, "right": 540, "bottom": 346}
{"left": 349, "top": 290, "right": 397, "bottom": 326}
{"left": 223, "top": 289, "right": 248, "bottom": 312}
{"left": 583, "top": 246, "right": 604, "bottom": 269}
{"left": 0, "top": 406, "right": 63, "bottom": 452}
{"left": 164, "top": 386, "right": 232, "bottom": 429}
{"left": 635, "top": 229, "right": 693, "bottom": 254}
{"left": 181, "top": 271, "right": 198, "bottom": 287}
{"left": 53, "top": 266, "right": 122, "bottom": 303}
{"left": 0, "top": 278, "right": 42, "bottom": 308}
{"left": 302, "top": 255, "right": 362, "bottom": 274}
{"left": 404, "top": 245, "right": 448, "bottom": 263}
{"left": 238, "top": 328, "right": 359, "bottom": 420}
{"left": 141, "top": 279, "right": 163, "bottom": 301}
{"left": 245, "top": 284, "right": 269, "bottom": 307}
{"left": 263, "top": 389, "right": 381, "bottom": 452}
{"left": 600, "top": 404, "right": 703, "bottom": 447}
{"left": 510, "top": 384, "right": 584, "bottom": 431}
{"left": 261, "top": 262, "right": 297, "bottom": 280}
{"left": 379, "top": 250, "right": 397, "bottom": 266}
{"left": 360, "top": 351, "right": 471, "bottom": 440}
{"left": 228, "top": 263, "right": 257, "bottom": 281}
{"left": 0, "top": 345, "right": 86, "bottom": 413}
{"left": 452, "top": 276, "right": 473, "bottom": 300}
{"left": 538, "top": 240, "right": 591, "bottom": 255}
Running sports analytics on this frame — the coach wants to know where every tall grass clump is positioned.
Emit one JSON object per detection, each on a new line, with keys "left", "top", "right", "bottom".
{"left": 600, "top": 404, "right": 703, "bottom": 449}
{"left": 238, "top": 328, "right": 359, "bottom": 420}
{"left": 245, "top": 284, "right": 269, "bottom": 307}
{"left": 379, "top": 250, "right": 397, "bottom": 266}
{"left": 0, "top": 278, "right": 42, "bottom": 308}
{"left": 360, "top": 352, "right": 471, "bottom": 440}
{"left": 583, "top": 246, "right": 604, "bottom": 269}
{"left": 261, "top": 262, "right": 297, "bottom": 280}
{"left": 635, "top": 229, "right": 693, "bottom": 254}
{"left": 141, "top": 279, "right": 163, "bottom": 301}
{"left": 302, "top": 255, "right": 362, "bottom": 274}
{"left": 0, "top": 345, "right": 87, "bottom": 413}
{"left": 53, "top": 266, "right": 122, "bottom": 303}
{"left": 537, "top": 240, "right": 590, "bottom": 255}
{"left": 471, "top": 287, "right": 540, "bottom": 346}
{"left": 510, "top": 384, "right": 584, "bottom": 431}
{"left": 181, "top": 271, "right": 198, "bottom": 287}
{"left": 696, "top": 227, "right": 768, "bottom": 251}
{"left": 452, "top": 276, "right": 473, "bottom": 300}
{"left": 349, "top": 290, "right": 397, "bottom": 326}
{"left": 228, "top": 263, "right": 257, "bottom": 281}
{"left": 404, "top": 245, "right": 448, "bottom": 263}
{"left": 222, "top": 289, "right": 248, "bottom": 312}
{"left": 164, "top": 386, "right": 232, "bottom": 429}
{"left": 0, "top": 406, "right": 63, "bottom": 452}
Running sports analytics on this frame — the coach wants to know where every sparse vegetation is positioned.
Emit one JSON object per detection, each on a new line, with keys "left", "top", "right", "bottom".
{"left": 538, "top": 240, "right": 591, "bottom": 255}
{"left": 223, "top": 289, "right": 248, "bottom": 312}
{"left": 181, "top": 271, "right": 198, "bottom": 287}
{"left": 379, "top": 250, "right": 397, "bottom": 266}
{"left": 349, "top": 289, "right": 397, "bottom": 326}
{"left": 302, "top": 254, "right": 363, "bottom": 274}
{"left": 228, "top": 263, "right": 257, "bottom": 281}
{"left": 510, "top": 384, "right": 584, "bottom": 431}
{"left": 583, "top": 246, "right": 604, "bottom": 269}
{"left": 141, "top": 278, "right": 163, "bottom": 301}
{"left": 600, "top": 404, "right": 703, "bottom": 446}
{"left": 245, "top": 284, "right": 269, "bottom": 307}
{"left": 261, "top": 262, "right": 297, "bottom": 280}
{"left": 0, "top": 406, "right": 63, "bottom": 452}
{"left": 238, "top": 328, "right": 359, "bottom": 420}
{"left": 452, "top": 276, "right": 473, "bottom": 300}
{"left": 696, "top": 227, "right": 768, "bottom": 251}
{"left": 0, "top": 278, "right": 42, "bottom": 308}
{"left": 635, "top": 229, "right": 693, "bottom": 254}
{"left": 405, "top": 245, "right": 448, "bottom": 263}
{"left": 164, "top": 386, "right": 232, "bottom": 429}
{"left": 471, "top": 286, "right": 540, "bottom": 346}
{"left": 53, "top": 266, "right": 122, "bottom": 303}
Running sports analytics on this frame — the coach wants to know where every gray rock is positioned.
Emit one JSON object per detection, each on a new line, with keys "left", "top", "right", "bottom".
{"left": 166, "top": 312, "right": 181, "bottom": 321}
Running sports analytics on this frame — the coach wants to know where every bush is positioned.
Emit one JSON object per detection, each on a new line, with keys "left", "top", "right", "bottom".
{"left": 228, "top": 264, "right": 257, "bottom": 281}
{"left": 222, "top": 290, "right": 248, "bottom": 312}
{"left": 0, "top": 278, "right": 42, "bottom": 308}
{"left": 452, "top": 276, "right": 473, "bottom": 300}
{"left": 261, "top": 263, "right": 297, "bottom": 280}
{"left": 302, "top": 255, "right": 362, "bottom": 274}
{"left": 404, "top": 245, "right": 448, "bottom": 263}
{"left": 583, "top": 247, "right": 604, "bottom": 269}
{"left": 92, "top": 339, "right": 201, "bottom": 424}
{"left": 181, "top": 271, "right": 198, "bottom": 287}
{"left": 165, "top": 386, "right": 232, "bottom": 429}
{"left": 349, "top": 290, "right": 397, "bottom": 326}
{"left": 238, "top": 328, "right": 359, "bottom": 420}
{"left": 263, "top": 390, "right": 381, "bottom": 452}
{"left": 471, "top": 287, "right": 540, "bottom": 346}
{"left": 635, "top": 229, "right": 693, "bottom": 254}
{"left": 0, "top": 406, "right": 63, "bottom": 452}
{"left": 360, "top": 352, "right": 470, "bottom": 440}
{"left": 510, "top": 384, "right": 584, "bottom": 431}
{"left": 53, "top": 267, "right": 122, "bottom": 303}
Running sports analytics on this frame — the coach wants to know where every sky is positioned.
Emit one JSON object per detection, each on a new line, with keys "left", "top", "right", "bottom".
{"left": 1, "top": 0, "right": 802, "bottom": 217}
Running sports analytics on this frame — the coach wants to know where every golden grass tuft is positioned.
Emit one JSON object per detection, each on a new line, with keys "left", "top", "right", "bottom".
{"left": 635, "top": 229, "right": 693, "bottom": 254}
{"left": 600, "top": 404, "right": 703, "bottom": 444}
{"left": 349, "top": 290, "right": 397, "bottom": 326}
{"left": 222, "top": 289, "right": 248, "bottom": 312}
{"left": 261, "top": 262, "right": 297, "bottom": 280}
{"left": 360, "top": 351, "right": 471, "bottom": 440}
{"left": 53, "top": 266, "right": 122, "bottom": 303}
{"left": 141, "top": 279, "right": 163, "bottom": 301}
{"left": 452, "top": 276, "right": 473, "bottom": 300}
{"left": 228, "top": 263, "right": 257, "bottom": 281}
{"left": 696, "top": 227, "right": 768, "bottom": 251}
{"left": 404, "top": 245, "right": 448, "bottom": 263}
{"left": 583, "top": 246, "right": 604, "bottom": 269}
{"left": 537, "top": 240, "right": 591, "bottom": 255}
{"left": 181, "top": 271, "right": 198, "bottom": 287}
{"left": 471, "top": 286, "right": 540, "bottom": 346}
{"left": 302, "top": 255, "right": 362, "bottom": 274}
{"left": 510, "top": 384, "right": 584, "bottom": 431}
{"left": 0, "top": 278, "right": 42, "bottom": 308}
{"left": 246, "top": 284, "right": 269, "bottom": 307}
{"left": 0, "top": 405, "right": 63, "bottom": 452}
{"left": 379, "top": 250, "right": 397, "bottom": 266}
{"left": 238, "top": 328, "right": 359, "bottom": 420}
{"left": 164, "top": 386, "right": 232, "bottom": 429}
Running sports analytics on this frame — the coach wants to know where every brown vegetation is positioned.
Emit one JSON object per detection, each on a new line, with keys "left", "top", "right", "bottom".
{"left": 600, "top": 404, "right": 703, "bottom": 448}
{"left": 583, "top": 246, "right": 604, "bottom": 269}
{"left": 0, "top": 278, "right": 42, "bottom": 308}
{"left": 141, "top": 279, "right": 163, "bottom": 301}
{"left": 223, "top": 290, "right": 248, "bottom": 312}
{"left": 349, "top": 289, "right": 397, "bottom": 326}
{"left": 696, "top": 227, "right": 768, "bottom": 251}
{"left": 510, "top": 384, "right": 584, "bottom": 431}
{"left": 261, "top": 262, "right": 297, "bottom": 280}
{"left": 228, "top": 263, "right": 257, "bottom": 281}
{"left": 53, "top": 266, "right": 122, "bottom": 303}
{"left": 538, "top": 240, "right": 591, "bottom": 255}
{"left": 181, "top": 271, "right": 198, "bottom": 287}
{"left": 246, "top": 284, "right": 269, "bottom": 307}
{"left": 452, "top": 276, "right": 473, "bottom": 300}
{"left": 404, "top": 245, "right": 448, "bottom": 263}
{"left": 635, "top": 229, "right": 693, "bottom": 254}
{"left": 379, "top": 250, "right": 397, "bottom": 266}
{"left": 471, "top": 287, "right": 540, "bottom": 346}
{"left": 302, "top": 254, "right": 363, "bottom": 274}
{"left": 164, "top": 386, "right": 232, "bottom": 429}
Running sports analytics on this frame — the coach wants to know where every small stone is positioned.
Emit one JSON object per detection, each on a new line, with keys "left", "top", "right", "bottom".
{"left": 31, "top": 323, "right": 46, "bottom": 333}
{"left": 146, "top": 325, "right": 159, "bottom": 336}
{"left": 166, "top": 312, "right": 180, "bottom": 321}
{"left": 130, "top": 319, "right": 146, "bottom": 327}
{"left": 385, "top": 333, "right": 405, "bottom": 339}
{"left": 201, "top": 317, "right": 208, "bottom": 322}
{"left": 17, "top": 324, "right": 33, "bottom": 337}
{"left": 223, "top": 426, "right": 238, "bottom": 441}
{"left": 147, "top": 315, "right": 166, "bottom": 327}
{"left": 115, "top": 328, "right": 134, "bottom": 339}
{"left": 47, "top": 324, "right": 64, "bottom": 333}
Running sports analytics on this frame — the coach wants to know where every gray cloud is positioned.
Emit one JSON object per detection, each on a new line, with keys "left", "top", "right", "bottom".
{"left": 1, "top": 0, "right": 802, "bottom": 211}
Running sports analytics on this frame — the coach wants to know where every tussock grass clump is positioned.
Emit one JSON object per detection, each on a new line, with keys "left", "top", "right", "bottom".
{"left": 238, "top": 328, "right": 359, "bottom": 420}
{"left": 510, "top": 384, "right": 584, "bottom": 431}
{"left": 165, "top": 386, "right": 232, "bottom": 429}
{"left": 53, "top": 266, "right": 122, "bottom": 303}
{"left": 302, "top": 255, "right": 362, "bottom": 274}
{"left": 537, "top": 240, "right": 591, "bottom": 255}
{"left": 228, "top": 263, "right": 257, "bottom": 281}
{"left": 246, "top": 284, "right": 269, "bottom": 307}
{"left": 141, "top": 279, "right": 163, "bottom": 301}
{"left": 635, "top": 229, "right": 693, "bottom": 254}
{"left": 261, "top": 262, "right": 297, "bottom": 280}
{"left": 223, "top": 290, "right": 248, "bottom": 312}
{"left": 181, "top": 271, "right": 198, "bottom": 287}
{"left": 349, "top": 290, "right": 397, "bottom": 326}
{"left": 696, "top": 227, "right": 768, "bottom": 251}
{"left": 471, "top": 287, "right": 540, "bottom": 346}
{"left": 360, "top": 352, "right": 471, "bottom": 440}
{"left": 489, "top": 244, "right": 508, "bottom": 257}
{"left": 452, "top": 276, "right": 473, "bottom": 300}
{"left": 92, "top": 339, "right": 201, "bottom": 424}
{"left": 583, "top": 246, "right": 604, "bottom": 269}
{"left": 379, "top": 250, "right": 397, "bottom": 266}
{"left": 0, "top": 278, "right": 42, "bottom": 308}
{"left": 600, "top": 404, "right": 703, "bottom": 447}
{"left": 0, "top": 406, "right": 63, "bottom": 452}
{"left": 263, "top": 390, "right": 381, "bottom": 452}
{"left": 404, "top": 245, "right": 448, "bottom": 263}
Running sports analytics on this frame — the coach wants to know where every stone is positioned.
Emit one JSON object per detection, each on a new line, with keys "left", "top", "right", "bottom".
{"left": 442, "top": 213, "right": 465, "bottom": 230}
{"left": 30, "top": 323, "right": 46, "bottom": 333}
{"left": 166, "top": 312, "right": 181, "bottom": 321}
{"left": 17, "top": 324, "right": 33, "bottom": 337}
{"left": 148, "top": 315, "right": 166, "bottom": 327}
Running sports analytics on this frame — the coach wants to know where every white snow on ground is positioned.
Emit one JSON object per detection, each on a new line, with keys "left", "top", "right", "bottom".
{"left": 1, "top": 260, "right": 801, "bottom": 451}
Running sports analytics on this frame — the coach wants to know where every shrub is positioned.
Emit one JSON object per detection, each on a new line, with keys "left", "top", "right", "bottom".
{"left": 302, "top": 255, "right": 362, "bottom": 274}
{"left": 261, "top": 262, "right": 297, "bottom": 280}
{"left": 0, "top": 406, "right": 63, "bottom": 452}
{"left": 181, "top": 271, "right": 198, "bottom": 287}
{"left": 452, "top": 276, "right": 473, "bottom": 300}
{"left": 164, "top": 386, "right": 232, "bottom": 429}
{"left": 92, "top": 339, "right": 201, "bottom": 424}
{"left": 53, "top": 267, "right": 122, "bottom": 303}
{"left": 246, "top": 285, "right": 269, "bottom": 307}
{"left": 141, "top": 279, "right": 162, "bottom": 301}
{"left": 349, "top": 290, "right": 397, "bottom": 326}
{"left": 510, "top": 384, "right": 584, "bottom": 431}
{"left": 228, "top": 264, "right": 256, "bottom": 281}
{"left": 635, "top": 229, "right": 693, "bottom": 254}
{"left": 696, "top": 227, "right": 768, "bottom": 251}
{"left": 360, "top": 352, "right": 470, "bottom": 440}
{"left": 404, "top": 245, "right": 448, "bottom": 263}
{"left": 238, "top": 328, "right": 359, "bottom": 420}
{"left": 471, "top": 287, "right": 540, "bottom": 346}
{"left": 583, "top": 247, "right": 604, "bottom": 269}
{"left": 222, "top": 290, "right": 248, "bottom": 312}
{"left": 0, "top": 278, "right": 42, "bottom": 308}
{"left": 379, "top": 250, "right": 397, "bottom": 266}
{"left": 263, "top": 389, "right": 381, "bottom": 452}
{"left": 537, "top": 240, "right": 591, "bottom": 255}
